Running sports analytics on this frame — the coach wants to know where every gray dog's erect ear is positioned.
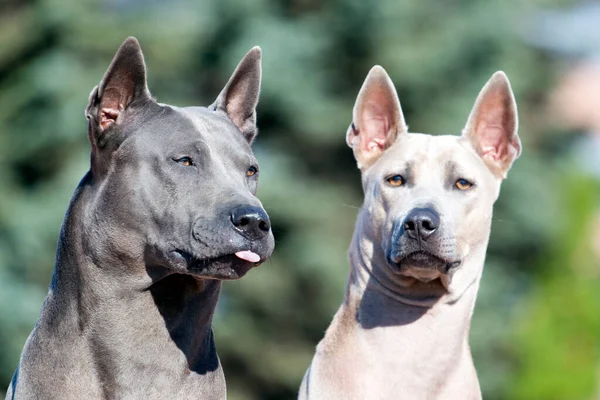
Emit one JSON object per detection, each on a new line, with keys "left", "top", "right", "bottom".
{"left": 462, "top": 71, "right": 521, "bottom": 178}
{"left": 212, "top": 47, "right": 262, "bottom": 143}
{"left": 85, "top": 37, "right": 150, "bottom": 142}
{"left": 347, "top": 66, "right": 408, "bottom": 169}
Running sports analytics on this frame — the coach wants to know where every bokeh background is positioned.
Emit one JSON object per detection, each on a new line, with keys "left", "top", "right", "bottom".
{"left": 1, "top": 0, "right": 599, "bottom": 398}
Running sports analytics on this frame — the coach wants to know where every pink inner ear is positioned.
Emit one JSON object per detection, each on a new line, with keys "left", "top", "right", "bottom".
{"left": 473, "top": 89, "right": 516, "bottom": 162}
{"left": 100, "top": 108, "right": 120, "bottom": 130}
{"left": 360, "top": 100, "right": 393, "bottom": 153}
{"left": 477, "top": 125, "right": 508, "bottom": 161}
{"left": 98, "top": 87, "right": 128, "bottom": 130}
{"left": 362, "top": 115, "right": 390, "bottom": 153}
{"left": 226, "top": 92, "right": 250, "bottom": 132}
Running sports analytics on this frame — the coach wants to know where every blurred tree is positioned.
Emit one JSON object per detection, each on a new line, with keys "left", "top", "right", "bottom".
{"left": 0, "top": 0, "right": 594, "bottom": 399}
{"left": 509, "top": 173, "right": 600, "bottom": 400}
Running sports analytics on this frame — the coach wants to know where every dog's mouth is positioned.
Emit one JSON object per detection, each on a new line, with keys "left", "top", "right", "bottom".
{"left": 171, "top": 249, "right": 266, "bottom": 280}
{"left": 388, "top": 251, "right": 461, "bottom": 283}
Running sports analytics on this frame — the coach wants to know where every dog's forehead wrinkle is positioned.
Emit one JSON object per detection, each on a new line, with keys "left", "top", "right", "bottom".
{"left": 181, "top": 106, "right": 244, "bottom": 139}
{"left": 444, "top": 160, "right": 458, "bottom": 176}
{"left": 382, "top": 134, "right": 465, "bottom": 173}
{"left": 133, "top": 105, "right": 204, "bottom": 143}
{"left": 169, "top": 106, "right": 254, "bottom": 167}
{"left": 441, "top": 159, "right": 471, "bottom": 187}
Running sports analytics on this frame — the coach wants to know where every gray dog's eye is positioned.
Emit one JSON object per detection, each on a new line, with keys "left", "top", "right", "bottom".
{"left": 247, "top": 166, "right": 258, "bottom": 177}
{"left": 174, "top": 157, "right": 194, "bottom": 167}
{"left": 386, "top": 174, "right": 405, "bottom": 187}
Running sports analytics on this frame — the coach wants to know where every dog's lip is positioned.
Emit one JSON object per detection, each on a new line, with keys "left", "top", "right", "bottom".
{"left": 167, "top": 249, "right": 267, "bottom": 281}
{"left": 395, "top": 250, "right": 445, "bottom": 266}
{"left": 389, "top": 251, "right": 461, "bottom": 273}
{"left": 172, "top": 249, "right": 268, "bottom": 266}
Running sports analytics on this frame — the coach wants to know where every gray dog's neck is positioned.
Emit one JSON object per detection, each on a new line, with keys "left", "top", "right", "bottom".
{"left": 40, "top": 175, "right": 223, "bottom": 395}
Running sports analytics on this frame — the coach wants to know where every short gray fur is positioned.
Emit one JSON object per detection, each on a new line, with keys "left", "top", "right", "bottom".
{"left": 7, "top": 37, "right": 274, "bottom": 400}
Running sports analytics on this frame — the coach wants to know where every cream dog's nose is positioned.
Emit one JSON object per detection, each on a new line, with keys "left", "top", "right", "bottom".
{"left": 403, "top": 207, "right": 440, "bottom": 241}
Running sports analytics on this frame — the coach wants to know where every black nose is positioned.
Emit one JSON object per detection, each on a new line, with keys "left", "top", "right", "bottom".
{"left": 230, "top": 206, "right": 271, "bottom": 239}
{"left": 403, "top": 207, "right": 440, "bottom": 241}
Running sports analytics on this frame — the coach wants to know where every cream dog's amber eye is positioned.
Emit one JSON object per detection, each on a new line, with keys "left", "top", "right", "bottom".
{"left": 175, "top": 157, "right": 193, "bottom": 167}
{"left": 455, "top": 178, "right": 473, "bottom": 190}
{"left": 247, "top": 166, "right": 258, "bottom": 177}
{"left": 387, "top": 175, "right": 404, "bottom": 187}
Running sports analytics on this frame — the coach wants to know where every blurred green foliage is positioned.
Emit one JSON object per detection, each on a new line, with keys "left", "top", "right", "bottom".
{"left": 0, "top": 0, "right": 598, "bottom": 399}
{"left": 510, "top": 173, "right": 600, "bottom": 400}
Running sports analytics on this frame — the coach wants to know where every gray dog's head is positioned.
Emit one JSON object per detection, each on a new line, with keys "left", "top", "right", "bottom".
{"left": 82, "top": 37, "right": 274, "bottom": 281}
{"left": 348, "top": 67, "right": 520, "bottom": 292}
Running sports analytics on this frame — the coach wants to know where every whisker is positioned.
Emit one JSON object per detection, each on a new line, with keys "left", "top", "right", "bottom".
{"left": 491, "top": 217, "right": 519, "bottom": 225}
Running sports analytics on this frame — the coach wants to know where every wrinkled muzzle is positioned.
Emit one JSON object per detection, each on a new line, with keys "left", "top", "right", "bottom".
{"left": 385, "top": 207, "right": 461, "bottom": 282}
{"left": 162, "top": 201, "right": 274, "bottom": 281}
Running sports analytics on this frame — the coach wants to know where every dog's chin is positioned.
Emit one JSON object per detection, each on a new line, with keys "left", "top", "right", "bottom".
{"left": 171, "top": 251, "right": 263, "bottom": 280}
{"left": 389, "top": 251, "right": 456, "bottom": 284}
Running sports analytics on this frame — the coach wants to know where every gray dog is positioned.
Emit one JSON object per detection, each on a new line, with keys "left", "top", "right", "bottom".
{"left": 299, "top": 67, "right": 521, "bottom": 399}
{"left": 7, "top": 37, "right": 274, "bottom": 399}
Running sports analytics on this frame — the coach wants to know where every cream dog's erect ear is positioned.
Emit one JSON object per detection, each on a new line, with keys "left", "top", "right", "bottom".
{"left": 462, "top": 71, "right": 521, "bottom": 178}
{"left": 346, "top": 66, "right": 408, "bottom": 169}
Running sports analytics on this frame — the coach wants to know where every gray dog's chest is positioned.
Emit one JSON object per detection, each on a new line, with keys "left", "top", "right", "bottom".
{"left": 12, "top": 293, "right": 227, "bottom": 400}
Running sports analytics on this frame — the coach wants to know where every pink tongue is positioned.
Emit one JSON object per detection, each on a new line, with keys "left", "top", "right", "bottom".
{"left": 235, "top": 250, "right": 261, "bottom": 263}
